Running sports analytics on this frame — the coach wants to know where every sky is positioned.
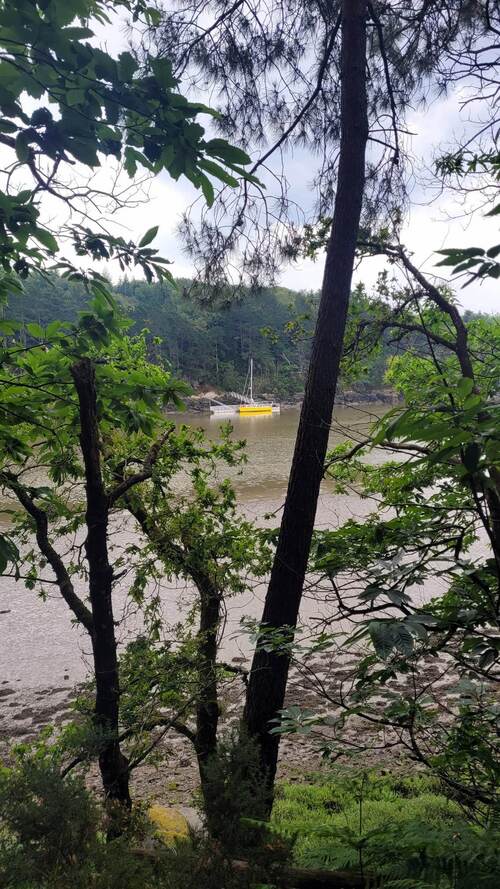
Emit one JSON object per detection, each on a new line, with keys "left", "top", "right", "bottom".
{"left": 33, "top": 9, "right": 500, "bottom": 315}
{"left": 108, "top": 84, "right": 498, "bottom": 313}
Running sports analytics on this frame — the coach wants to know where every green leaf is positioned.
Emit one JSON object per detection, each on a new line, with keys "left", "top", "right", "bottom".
{"left": 457, "top": 377, "right": 474, "bottom": 398}
{"left": 15, "top": 131, "right": 31, "bottom": 163}
{"left": 150, "top": 57, "right": 175, "bottom": 90}
{"left": 26, "top": 322, "right": 44, "bottom": 338}
{"left": 205, "top": 138, "right": 251, "bottom": 166}
{"left": 199, "top": 158, "right": 238, "bottom": 187}
{"left": 199, "top": 172, "right": 215, "bottom": 207}
{"left": 486, "top": 203, "right": 500, "bottom": 216}
{"left": 32, "top": 227, "right": 58, "bottom": 253}
{"left": 67, "top": 138, "right": 99, "bottom": 166}
{"left": 0, "top": 533, "right": 18, "bottom": 573}
{"left": 139, "top": 226, "right": 159, "bottom": 247}
{"left": 63, "top": 27, "right": 94, "bottom": 39}
{"left": 118, "top": 51, "right": 138, "bottom": 82}
{"left": 369, "top": 622, "right": 395, "bottom": 659}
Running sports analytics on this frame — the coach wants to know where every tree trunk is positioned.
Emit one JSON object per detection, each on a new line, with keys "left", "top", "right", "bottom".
{"left": 71, "top": 358, "right": 130, "bottom": 809}
{"left": 243, "top": 0, "right": 368, "bottom": 799}
{"left": 194, "top": 576, "right": 221, "bottom": 768}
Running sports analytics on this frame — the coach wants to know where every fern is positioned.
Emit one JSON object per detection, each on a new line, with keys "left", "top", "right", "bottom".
{"left": 271, "top": 769, "right": 500, "bottom": 888}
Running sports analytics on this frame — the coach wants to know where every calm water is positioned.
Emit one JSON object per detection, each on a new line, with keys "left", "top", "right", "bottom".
{"left": 0, "top": 405, "right": 389, "bottom": 688}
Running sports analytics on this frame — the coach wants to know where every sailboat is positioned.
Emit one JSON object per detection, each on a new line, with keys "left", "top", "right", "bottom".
{"left": 238, "top": 358, "right": 278, "bottom": 414}
{"left": 210, "top": 358, "right": 280, "bottom": 415}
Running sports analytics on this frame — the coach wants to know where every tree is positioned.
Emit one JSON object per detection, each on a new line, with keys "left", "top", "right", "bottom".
{"left": 113, "top": 425, "right": 271, "bottom": 814}
{"left": 154, "top": 0, "right": 499, "bottom": 289}
{"left": 0, "top": 322, "right": 189, "bottom": 806}
{"left": 0, "top": 0, "right": 255, "bottom": 808}
{"left": 0, "top": 321, "right": 273, "bottom": 813}
{"left": 276, "top": 263, "right": 500, "bottom": 819}
{"left": 154, "top": 0, "right": 500, "bottom": 799}
{"left": 243, "top": 0, "right": 368, "bottom": 794}
{"left": 0, "top": 0, "right": 255, "bottom": 301}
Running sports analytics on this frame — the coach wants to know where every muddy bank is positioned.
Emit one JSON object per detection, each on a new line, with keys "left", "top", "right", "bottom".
{"left": 0, "top": 648, "right": 454, "bottom": 807}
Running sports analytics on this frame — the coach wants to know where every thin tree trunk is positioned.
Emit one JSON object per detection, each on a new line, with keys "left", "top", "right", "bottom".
{"left": 71, "top": 358, "right": 130, "bottom": 809}
{"left": 243, "top": 0, "right": 368, "bottom": 797}
{"left": 194, "top": 577, "right": 221, "bottom": 767}
{"left": 193, "top": 575, "right": 221, "bottom": 819}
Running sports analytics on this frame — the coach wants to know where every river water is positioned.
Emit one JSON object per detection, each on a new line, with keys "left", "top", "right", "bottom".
{"left": 0, "top": 405, "right": 389, "bottom": 690}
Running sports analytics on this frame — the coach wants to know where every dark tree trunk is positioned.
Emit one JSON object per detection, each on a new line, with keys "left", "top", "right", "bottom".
{"left": 243, "top": 0, "right": 368, "bottom": 798}
{"left": 193, "top": 575, "right": 222, "bottom": 816}
{"left": 194, "top": 576, "right": 221, "bottom": 767}
{"left": 71, "top": 358, "right": 130, "bottom": 809}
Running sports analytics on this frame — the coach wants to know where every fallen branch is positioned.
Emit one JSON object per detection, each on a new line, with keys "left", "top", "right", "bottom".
{"left": 134, "top": 848, "right": 369, "bottom": 888}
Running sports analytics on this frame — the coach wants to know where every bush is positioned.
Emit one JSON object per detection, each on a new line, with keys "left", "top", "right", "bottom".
{"left": 199, "top": 731, "right": 273, "bottom": 850}
{"left": 0, "top": 749, "right": 154, "bottom": 889}
{"left": 0, "top": 740, "right": 283, "bottom": 889}
{"left": 271, "top": 769, "right": 500, "bottom": 888}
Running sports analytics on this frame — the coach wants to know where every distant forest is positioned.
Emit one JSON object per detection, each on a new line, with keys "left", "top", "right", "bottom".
{"left": 2, "top": 273, "right": 485, "bottom": 397}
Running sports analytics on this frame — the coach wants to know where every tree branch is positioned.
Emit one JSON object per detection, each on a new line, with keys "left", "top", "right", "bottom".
{"left": 250, "top": 12, "right": 342, "bottom": 175}
{"left": 107, "top": 427, "right": 174, "bottom": 506}
{"left": 367, "top": 2, "right": 400, "bottom": 165}
{"left": 1, "top": 473, "right": 94, "bottom": 633}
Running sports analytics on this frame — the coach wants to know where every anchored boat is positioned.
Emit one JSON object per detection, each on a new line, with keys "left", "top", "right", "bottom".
{"left": 210, "top": 359, "right": 280, "bottom": 415}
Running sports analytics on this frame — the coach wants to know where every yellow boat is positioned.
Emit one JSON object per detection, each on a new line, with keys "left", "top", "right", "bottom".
{"left": 239, "top": 403, "right": 273, "bottom": 415}
{"left": 209, "top": 359, "right": 280, "bottom": 416}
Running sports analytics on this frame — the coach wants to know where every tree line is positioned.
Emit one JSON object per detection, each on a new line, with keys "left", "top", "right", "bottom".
{"left": 8, "top": 271, "right": 490, "bottom": 401}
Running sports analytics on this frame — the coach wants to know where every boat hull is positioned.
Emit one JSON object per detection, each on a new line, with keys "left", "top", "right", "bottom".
{"left": 239, "top": 404, "right": 273, "bottom": 415}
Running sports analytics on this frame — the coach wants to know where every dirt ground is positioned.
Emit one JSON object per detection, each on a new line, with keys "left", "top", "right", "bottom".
{"left": 0, "top": 647, "right": 454, "bottom": 809}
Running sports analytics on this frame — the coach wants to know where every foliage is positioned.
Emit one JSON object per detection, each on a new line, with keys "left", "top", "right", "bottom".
{"left": 0, "top": 746, "right": 155, "bottom": 889}
{"left": 195, "top": 731, "right": 273, "bottom": 849}
{"left": 0, "top": 0, "right": 253, "bottom": 566}
{"left": 0, "top": 742, "right": 285, "bottom": 889}
{"left": 3, "top": 270, "right": 408, "bottom": 396}
{"left": 283, "top": 293, "right": 500, "bottom": 819}
{"left": 272, "top": 770, "right": 500, "bottom": 888}
{"left": 436, "top": 151, "right": 500, "bottom": 285}
{"left": 0, "top": 0, "right": 255, "bottom": 296}
{"left": 154, "top": 1, "right": 499, "bottom": 289}
{"left": 0, "top": 289, "right": 271, "bottom": 794}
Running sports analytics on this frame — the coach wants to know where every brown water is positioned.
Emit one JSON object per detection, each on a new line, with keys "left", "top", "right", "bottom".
{"left": 0, "top": 405, "right": 388, "bottom": 689}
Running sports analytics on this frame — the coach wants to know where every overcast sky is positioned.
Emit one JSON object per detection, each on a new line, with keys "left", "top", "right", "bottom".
{"left": 57, "top": 13, "right": 499, "bottom": 315}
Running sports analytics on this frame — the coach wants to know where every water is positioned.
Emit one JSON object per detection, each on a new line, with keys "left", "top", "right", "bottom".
{"left": 0, "top": 405, "right": 388, "bottom": 689}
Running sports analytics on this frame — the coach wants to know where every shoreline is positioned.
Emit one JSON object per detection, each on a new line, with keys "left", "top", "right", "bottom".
{"left": 181, "top": 388, "right": 400, "bottom": 413}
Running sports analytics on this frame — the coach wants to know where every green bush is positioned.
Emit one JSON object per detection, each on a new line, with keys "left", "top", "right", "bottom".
{"left": 271, "top": 769, "right": 500, "bottom": 888}
{"left": 0, "top": 749, "right": 154, "bottom": 889}
{"left": 0, "top": 740, "right": 283, "bottom": 889}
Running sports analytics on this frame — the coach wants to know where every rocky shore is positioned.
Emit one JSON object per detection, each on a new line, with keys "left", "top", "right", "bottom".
{"left": 181, "top": 388, "right": 400, "bottom": 413}
{"left": 0, "top": 647, "right": 453, "bottom": 807}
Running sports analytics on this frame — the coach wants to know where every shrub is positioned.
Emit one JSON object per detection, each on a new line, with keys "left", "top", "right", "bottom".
{"left": 271, "top": 769, "right": 500, "bottom": 888}
{"left": 0, "top": 749, "right": 153, "bottom": 889}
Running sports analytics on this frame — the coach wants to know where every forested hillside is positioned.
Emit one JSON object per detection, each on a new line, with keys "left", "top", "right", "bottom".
{"left": 3, "top": 273, "right": 400, "bottom": 396}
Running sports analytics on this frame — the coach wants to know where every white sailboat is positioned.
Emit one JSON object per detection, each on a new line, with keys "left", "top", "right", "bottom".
{"left": 210, "top": 358, "right": 280, "bottom": 415}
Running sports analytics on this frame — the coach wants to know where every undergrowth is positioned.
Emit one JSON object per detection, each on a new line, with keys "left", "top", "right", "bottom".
{"left": 271, "top": 769, "right": 500, "bottom": 888}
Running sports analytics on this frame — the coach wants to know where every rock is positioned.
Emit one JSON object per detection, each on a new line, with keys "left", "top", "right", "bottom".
{"left": 12, "top": 708, "right": 34, "bottom": 721}
{"left": 147, "top": 805, "right": 189, "bottom": 844}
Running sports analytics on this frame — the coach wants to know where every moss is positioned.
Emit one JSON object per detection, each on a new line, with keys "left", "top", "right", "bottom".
{"left": 147, "top": 806, "right": 189, "bottom": 845}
